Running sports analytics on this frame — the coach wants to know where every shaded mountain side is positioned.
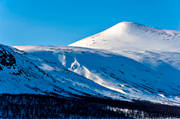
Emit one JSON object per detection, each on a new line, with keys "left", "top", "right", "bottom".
{"left": 0, "top": 47, "right": 16, "bottom": 69}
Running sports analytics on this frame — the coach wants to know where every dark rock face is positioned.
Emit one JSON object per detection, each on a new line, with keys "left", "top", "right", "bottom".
{"left": 0, "top": 48, "right": 16, "bottom": 69}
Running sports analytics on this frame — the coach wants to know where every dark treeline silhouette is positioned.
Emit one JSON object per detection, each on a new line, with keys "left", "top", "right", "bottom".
{"left": 0, "top": 94, "right": 179, "bottom": 118}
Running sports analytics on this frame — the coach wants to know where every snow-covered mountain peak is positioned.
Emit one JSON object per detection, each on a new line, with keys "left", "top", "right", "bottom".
{"left": 70, "top": 22, "right": 180, "bottom": 52}
{"left": 110, "top": 21, "right": 133, "bottom": 28}
{"left": 101, "top": 21, "right": 143, "bottom": 33}
{"left": 111, "top": 21, "right": 142, "bottom": 28}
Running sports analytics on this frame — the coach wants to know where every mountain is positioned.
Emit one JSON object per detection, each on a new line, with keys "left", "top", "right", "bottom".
{"left": 69, "top": 22, "right": 180, "bottom": 88}
{"left": 70, "top": 22, "right": 180, "bottom": 52}
{"left": 1, "top": 22, "right": 180, "bottom": 118}
{"left": 69, "top": 21, "right": 180, "bottom": 105}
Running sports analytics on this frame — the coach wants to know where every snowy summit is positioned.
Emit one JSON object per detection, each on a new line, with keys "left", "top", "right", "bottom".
{"left": 70, "top": 21, "right": 180, "bottom": 52}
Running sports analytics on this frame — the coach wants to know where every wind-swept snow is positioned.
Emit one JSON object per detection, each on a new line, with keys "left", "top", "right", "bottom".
{"left": 14, "top": 46, "right": 180, "bottom": 105}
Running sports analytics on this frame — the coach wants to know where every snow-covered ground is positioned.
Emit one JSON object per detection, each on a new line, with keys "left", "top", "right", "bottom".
{"left": 1, "top": 21, "right": 180, "bottom": 106}
{"left": 13, "top": 45, "right": 180, "bottom": 105}
{"left": 70, "top": 22, "right": 180, "bottom": 52}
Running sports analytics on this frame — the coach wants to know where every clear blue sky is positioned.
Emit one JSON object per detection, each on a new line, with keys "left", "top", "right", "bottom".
{"left": 0, "top": 0, "right": 180, "bottom": 46}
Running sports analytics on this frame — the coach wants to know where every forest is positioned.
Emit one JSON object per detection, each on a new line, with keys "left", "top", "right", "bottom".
{"left": 0, "top": 94, "right": 179, "bottom": 118}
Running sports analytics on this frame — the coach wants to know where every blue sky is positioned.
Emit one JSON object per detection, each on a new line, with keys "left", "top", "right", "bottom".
{"left": 0, "top": 0, "right": 180, "bottom": 46}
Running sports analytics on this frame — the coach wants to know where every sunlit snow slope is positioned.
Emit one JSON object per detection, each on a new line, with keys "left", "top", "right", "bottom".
{"left": 70, "top": 22, "right": 180, "bottom": 52}
{"left": 14, "top": 46, "right": 180, "bottom": 105}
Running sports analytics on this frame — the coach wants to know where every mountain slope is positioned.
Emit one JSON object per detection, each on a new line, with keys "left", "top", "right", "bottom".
{"left": 69, "top": 22, "right": 180, "bottom": 89}
{"left": 70, "top": 22, "right": 180, "bottom": 52}
{"left": 1, "top": 44, "right": 121, "bottom": 97}
{"left": 69, "top": 21, "right": 180, "bottom": 72}
{"left": 14, "top": 46, "right": 180, "bottom": 105}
